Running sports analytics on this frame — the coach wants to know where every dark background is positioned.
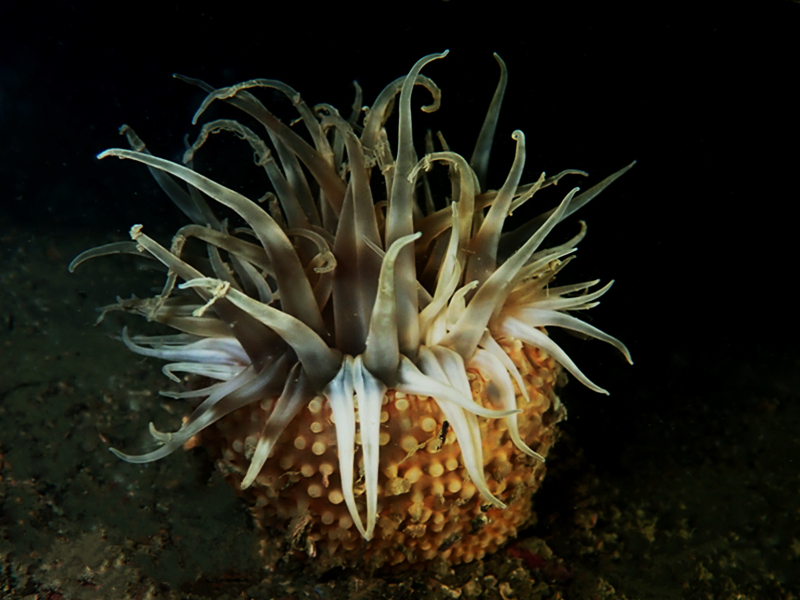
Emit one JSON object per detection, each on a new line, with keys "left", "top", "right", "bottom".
{"left": 2, "top": 0, "right": 798, "bottom": 546}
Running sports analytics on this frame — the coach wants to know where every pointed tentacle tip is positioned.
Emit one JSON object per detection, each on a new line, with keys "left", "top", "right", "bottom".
{"left": 96, "top": 148, "right": 122, "bottom": 160}
{"left": 108, "top": 447, "right": 126, "bottom": 460}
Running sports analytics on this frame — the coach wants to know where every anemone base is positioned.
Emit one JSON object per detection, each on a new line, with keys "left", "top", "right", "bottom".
{"left": 197, "top": 339, "right": 566, "bottom": 571}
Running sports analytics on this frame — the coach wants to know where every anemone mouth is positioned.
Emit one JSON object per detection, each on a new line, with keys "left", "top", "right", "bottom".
{"left": 74, "top": 51, "right": 633, "bottom": 543}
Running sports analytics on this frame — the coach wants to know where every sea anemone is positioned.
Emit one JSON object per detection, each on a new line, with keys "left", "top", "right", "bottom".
{"left": 72, "top": 51, "right": 632, "bottom": 569}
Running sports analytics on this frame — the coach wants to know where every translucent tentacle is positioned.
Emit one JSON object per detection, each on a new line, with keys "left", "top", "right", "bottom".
{"left": 386, "top": 50, "right": 449, "bottom": 360}
{"left": 396, "top": 354, "right": 519, "bottom": 420}
{"left": 363, "top": 232, "right": 421, "bottom": 384}
{"left": 179, "top": 278, "right": 342, "bottom": 390}
{"left": 242, "top": 363, "right": 309, "bottom": 489}
{"left": 98, "top": 149, "right": 328, "bottom": 340}
{"left": 441, "top": 188, "right": 576, "bottom": 360}
{"left": 469, "top": 348, "right": 544, "bottom": 461}
{"left": 509, "top": 307, "right": 633, "bottom": 364}
{"left": 495, "top": 315, "right": 610, "bottom": 395}
{"left": 324, "top": 357, "right": 368, "bottom": 539}
{"left": 415, "top": 346, "right": 505, "bottom": 509}
{"left": 353, "top": 357, "right": 387, "bottom": 540}
{"left": 110, "top": 365, "right": 259, "bottom": 463}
